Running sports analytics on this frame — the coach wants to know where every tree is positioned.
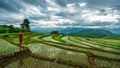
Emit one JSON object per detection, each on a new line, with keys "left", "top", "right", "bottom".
{"left": 14, "top": 27, "right": 22, "bottom": 32}
{"left": 20, "top": 19, "right": 30, "bottom": 31}
{"left": 23, "top": 19, "right": 30, "bottom": 25}
{"left": 0, "top": 27, "right": 6, "bottom": 33}
{"left": 8, "top": 25, "right": 14, "bottom": 33}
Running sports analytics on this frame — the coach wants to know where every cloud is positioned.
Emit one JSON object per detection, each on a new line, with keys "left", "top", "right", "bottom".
{"left": 0, "top": 0, "right": 23, "bottom": 12}
{"left": 0, "top": 0, "right": 120, "bottom": 29}
{"left": 22, "top": 0, "right": 47, "bottom": 9}
{"left": 79, "top": 3, "right": 86, "bottom": 7}
{"left": 54, "top": 0, "right": 66, "bottom": 7}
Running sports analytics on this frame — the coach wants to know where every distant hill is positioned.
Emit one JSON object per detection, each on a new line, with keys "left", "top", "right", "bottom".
{"left": 108, "top": 28, "right": 120, "bottom": 35}
{"left": 31, "top": 27, "right": 120, "bottom": 38}
{"left": 59, "top": 28, "right": 90, "bottom": 34}
{"left": 31, "top": 28, "right": 63, "bottom": 34}
{"left": 70, "top": 29, "right": 119, "bottom": 38}
{"left": 31, "top": 27, "right": 86, "bottom": 34}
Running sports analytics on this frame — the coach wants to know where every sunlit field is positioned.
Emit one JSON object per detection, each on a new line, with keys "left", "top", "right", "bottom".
{"left": 0, "top": 32, "right": 120, "bottom": 68}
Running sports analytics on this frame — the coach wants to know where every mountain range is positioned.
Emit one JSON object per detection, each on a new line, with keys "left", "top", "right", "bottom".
{"left": 31, "top": 27, "right": 120, "bottom": 38}
{"left": 70, "top": 29, "right": 119, "bottom": 38}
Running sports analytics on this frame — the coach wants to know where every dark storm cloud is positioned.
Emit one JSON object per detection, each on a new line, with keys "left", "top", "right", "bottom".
{"left": 0, "top": 0, "right": 23, "bottom": 12}
{"left": 63, "top": 0, "right": 82, "bottom": 4}
{"left": 0, "top": 0, "right": 47, "bottom": 12}
{"left": 0, "top": 18, "right": 21, "bottom": 25}
{"left": 54, "top": 0, "right": 82, "bottom": 7}
{"left": 113, "top": 4, "right": 120, "bottom": 10}
{"left": 0, "top": 19, "right": 11, "bottom": 24}
{"left": 22, "top": 0, "right": 47, "bottom": 9}
{"left": 29, "top": 15, "right": 50, "bottom": 21}
{"left": 0, "top": 0, "right": 120, "bottom": 29}
{"left": 80, "top": 22, "right": 113, "bottom": 26}
{"left": 55, "top": 12, "right": 75, "bottom": 18}
{"left": 54, "top": 0, "right": 66, "bottom": 7}
{"left": 85, "top": 0, "right": 120, "bottom": 10}
{"left": 56, "top": 20, "right": 113, "bottom": 27}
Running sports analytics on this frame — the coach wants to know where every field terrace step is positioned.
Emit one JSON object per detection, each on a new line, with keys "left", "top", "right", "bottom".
{"left": 69, "top": 36, "right": 120, "bottom": 54}
{"left": 26, "top": 43, "right": 90, "bottom": 66}
{"left": 76, "top": 37, "right": 120, "bottom": 50}
{"left": 1, "top": 35, "right": 89, "bottom": 68}
{"left": 0, "top": 39, "right": 20, "bottom": 55}
{"left": 61, "top": 36, "right": 120, "bottom": 59}
{"left": 31, "top": 35, "right": 120, "bottom": 61}
{"left": 0, "top": 48, "right": 30, "bottom": 68}
{"left": 3, "top": 34, "right": 120, "bottom": 68}
{"left": 42, "top": 35, "right": 61, "bottom": 43}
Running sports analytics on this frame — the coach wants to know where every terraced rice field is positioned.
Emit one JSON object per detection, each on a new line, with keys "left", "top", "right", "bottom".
{"left": 6, "top": 57, "right": 75, "bottom": 68}
{"left": 0, "top": 39, "right": 20, "bottom": 55}
{"left": 27, "top": 43, "right": 89, "bottom": 65}
{"left": 0, "top": 32, "right": 120, "bottom": 68}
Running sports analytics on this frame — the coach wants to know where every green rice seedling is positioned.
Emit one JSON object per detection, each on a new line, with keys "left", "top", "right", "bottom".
{"left": 70, "top": 36, "right": 120, "bottom": 53}
{"left": 0, "top": 39, "right": 20, "bottom": 55}
{"left": 6, "top": 57, "right": 78, "bottom": 68}
{"left": 26, "top": 43, "right": 90, "bottom": 66}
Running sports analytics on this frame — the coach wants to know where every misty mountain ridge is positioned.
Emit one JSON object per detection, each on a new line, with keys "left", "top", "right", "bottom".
{"left": 70, "top": 29, "right": 116, "bottom": 37}
{"left": 32, "top": 27, "right": 120, "bottom": 38}
{"left": 32, "top": 27, "right": 92, "bottom": 34}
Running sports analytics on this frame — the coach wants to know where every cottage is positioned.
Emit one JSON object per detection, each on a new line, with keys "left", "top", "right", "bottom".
{"left": 51, "top": 31, "right": 59, "bottom": 34}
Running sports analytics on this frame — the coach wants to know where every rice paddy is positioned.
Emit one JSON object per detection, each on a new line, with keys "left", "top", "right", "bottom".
{"left": 0, "top": 32, "right": 120, "bottom": 68}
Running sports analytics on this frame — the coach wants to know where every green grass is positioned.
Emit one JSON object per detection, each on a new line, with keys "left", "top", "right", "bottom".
{"left": 52, "top": 34, "right": 65, "bottom": 42}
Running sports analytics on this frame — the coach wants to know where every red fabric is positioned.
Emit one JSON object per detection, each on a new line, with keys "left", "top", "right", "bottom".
{"left": 19, "top": 33, "right": 23, "bottom": 43}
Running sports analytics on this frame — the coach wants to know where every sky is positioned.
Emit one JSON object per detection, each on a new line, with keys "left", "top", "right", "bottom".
{"left": 0, "top": 0, "right": 120, "bottom": 29}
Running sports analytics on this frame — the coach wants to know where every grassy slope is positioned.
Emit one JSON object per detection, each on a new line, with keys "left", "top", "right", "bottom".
{"left": 52, "top": 34, "right": 65, "bottom": 42}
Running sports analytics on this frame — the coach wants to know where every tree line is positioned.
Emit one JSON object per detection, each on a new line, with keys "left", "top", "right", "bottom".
{"left": 0, "top": 19, "right": 30, "bottom": 33}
